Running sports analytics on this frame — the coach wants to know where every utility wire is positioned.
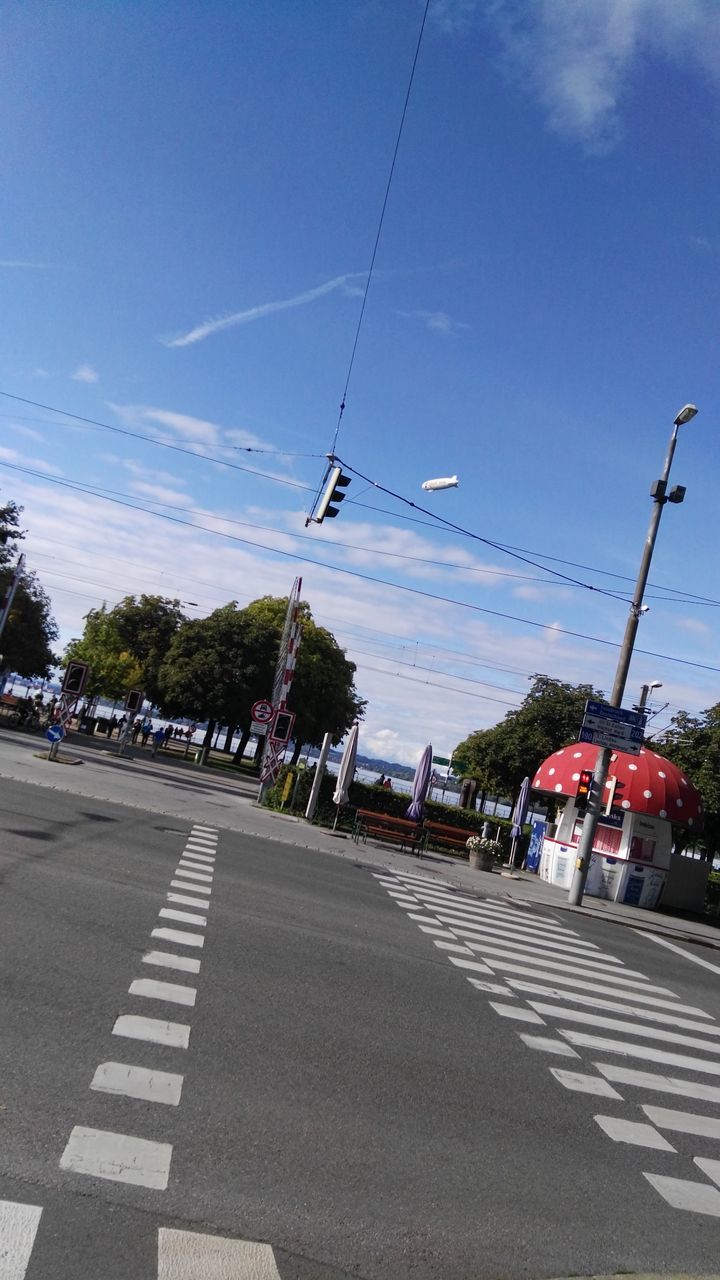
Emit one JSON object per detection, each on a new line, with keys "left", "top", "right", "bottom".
{"left": 328, "top": 0, "right": 431, "bottom": 458}
{"left": 3, "top": 458, "right": 719, "bottom": 676}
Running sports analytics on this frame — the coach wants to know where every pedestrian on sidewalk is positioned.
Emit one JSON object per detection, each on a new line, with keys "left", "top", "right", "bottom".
{"left": 131, "top": 717, "right": 142, "bottom": 744}
{"left": 140, "top": 719, "right": 152, "bottom": 747}
{"left": 151, "top": 726, "right": 165, "bottom": 758}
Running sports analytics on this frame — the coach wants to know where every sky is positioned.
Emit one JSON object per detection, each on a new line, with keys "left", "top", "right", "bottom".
{"left": 1, "top": 0, "right": 719, "bottom": 765}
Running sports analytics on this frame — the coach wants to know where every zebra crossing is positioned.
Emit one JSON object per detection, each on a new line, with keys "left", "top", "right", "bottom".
{"left": 0, "top": 1201, "right": 283, "bottom": 1279}
{"left": 374, "top": 868, "right": 720, "bottom": 1218}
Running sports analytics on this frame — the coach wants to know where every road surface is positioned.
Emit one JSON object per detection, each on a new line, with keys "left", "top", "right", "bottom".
{"left": 1, "top": 777, "right": 720, "bottom": 1279}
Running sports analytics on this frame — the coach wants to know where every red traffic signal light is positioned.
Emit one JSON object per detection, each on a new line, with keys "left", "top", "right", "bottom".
{"left": 576, "top": 769, "right": 593, "bottom": 808}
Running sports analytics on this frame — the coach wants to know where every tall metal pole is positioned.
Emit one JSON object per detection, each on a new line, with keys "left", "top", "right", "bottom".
{"left": 568, "top": 409, "right": 695, "bottom": 908}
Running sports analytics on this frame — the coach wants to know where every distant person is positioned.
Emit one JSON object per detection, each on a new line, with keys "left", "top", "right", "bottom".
{"left": 106, "top": 714, "right": 118, "bottom": 738}
{"left": 151, "top": 726, "right": 165, "bottom": 758}
{"left": 117, "top": 715, "right": 127, "bottom": 734}
{"left": 140, "top": 719, "right": 152, "bottom": 747}
{"left": 383, "top": 777, "right": 392, "bottom": 791}
{"left": 164, "top": 724, "right": 173, "bottom": 745}
{"left": 131, "top": 717, "right": 142, "bottom": 744}
{"left": 376, "top": 773, "right": 385, "bottom": 787}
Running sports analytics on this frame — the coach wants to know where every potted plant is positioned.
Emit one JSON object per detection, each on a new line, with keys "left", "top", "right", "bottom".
{"left": 466, "top": 834, "right": 502, "bottom": 872}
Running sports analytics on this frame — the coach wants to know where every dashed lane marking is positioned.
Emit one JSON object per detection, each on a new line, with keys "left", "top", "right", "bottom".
{"left": 151, "top": 927, "right": 205, "bottom": 948}
{"left": 550, "top": 1068, "right": 623, "bottom": 1099}
{"left": 90, "top": 1061, "right": 183, "bottom": 1106}
{"left": 113, "top": 1014, "right": 191, "bottom": 1049}
{"left": 170, "top": 879, "right": 211, "bottom": 895}
{"left": 158, "top": 908, "right": 208, "bottom": 927}
{"left": 143, "top": 950, "right": 202, "bottom": 975}
{"left": 174, "top": 867, "right": 213, "bottom": 883}
{"left": 0, "top": 1198, "right": 42, "bottom": 1280}
{"left": 520, "top": 1034, "right": 580, "bottom": 1057}
{"left": 166, "top": 892, "right": 210, "bottom": 910}
{"left": 60, "top": 1126, "right": 172, "bottom": 1190}
{"left": 128, "top": 978, "right": 197, "bottom": 1007}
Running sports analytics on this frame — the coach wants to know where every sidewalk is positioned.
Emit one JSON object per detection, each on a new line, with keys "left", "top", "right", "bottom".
{"left": 2, "top": 726, "right": 718, "bottom": 952}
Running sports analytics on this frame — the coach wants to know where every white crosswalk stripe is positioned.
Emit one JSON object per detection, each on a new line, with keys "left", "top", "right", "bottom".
{"left": 0, "top": 1199, "right": 42, "bottom": 1280}
{"left": 375, "top": 868, "right": 720, "bottom": 1221}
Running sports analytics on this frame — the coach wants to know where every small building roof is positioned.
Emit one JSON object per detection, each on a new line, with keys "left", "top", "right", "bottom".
{"left": 532, "top": 742, "right": 703, "bottom": 829}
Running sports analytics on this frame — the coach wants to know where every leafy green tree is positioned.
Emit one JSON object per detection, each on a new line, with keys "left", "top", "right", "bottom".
{"left": 655, "top": 706, "right": 720, "bottom": 858}
{"left": 454, "top": 674, "right": 605, "bottom": 803}
{"left": 0, "top": 500, "right": 58, "bottom": 678}
{"left": 65, "top": 594, "right": 185, "bottom": 704}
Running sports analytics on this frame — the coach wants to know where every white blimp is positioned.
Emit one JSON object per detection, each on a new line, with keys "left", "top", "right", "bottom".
{"left": 421, "top": 475, "right": 459, "bottom": 492}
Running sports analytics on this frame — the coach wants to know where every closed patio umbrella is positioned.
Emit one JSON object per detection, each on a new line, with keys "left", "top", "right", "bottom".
{"left": 332, "top": 723, "right": 359, "bottom": 829}
{"left": 509, "top": 775, "right": 530, "bottom": 867}
{"left": 406, "top": 744, "right": 433, "bottom": 822}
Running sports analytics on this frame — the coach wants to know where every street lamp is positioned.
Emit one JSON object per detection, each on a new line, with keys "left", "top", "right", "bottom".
{"left": 636, "top": 680, "right": 663, "bottom": 713}
{"left": 568, "top": 404, "right": 698, "bottom": 908}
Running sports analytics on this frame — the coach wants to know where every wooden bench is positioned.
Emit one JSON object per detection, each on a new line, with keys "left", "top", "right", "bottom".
{"left": 353, "top": 809, "right": 426, "bottom": 856}
{"left": 423, "top": 820, "right": 472, "bottom": 855}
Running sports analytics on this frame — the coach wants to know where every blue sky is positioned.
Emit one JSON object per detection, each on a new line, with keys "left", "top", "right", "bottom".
{"left": 1, "top": 0, "right": 719, "bottom": 762}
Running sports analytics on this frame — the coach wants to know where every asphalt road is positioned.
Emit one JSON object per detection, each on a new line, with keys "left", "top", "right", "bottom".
{"left": 2, "top": 777, "right": 720, "bottom": 1279}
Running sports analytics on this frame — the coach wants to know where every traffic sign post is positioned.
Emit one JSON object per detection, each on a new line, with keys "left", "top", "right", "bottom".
{"left": 46, "top": 725, "right": 64, "bottom": 744}
{"left": 579, "top": 699, "right": 645, "bottom": 756}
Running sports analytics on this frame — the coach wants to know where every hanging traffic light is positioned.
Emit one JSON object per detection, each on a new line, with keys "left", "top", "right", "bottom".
{"left": 575, "top": 769, "right": 593, "bottom": 809}
{"left": 314, "top": 465, "right": 351, "bottom": 523}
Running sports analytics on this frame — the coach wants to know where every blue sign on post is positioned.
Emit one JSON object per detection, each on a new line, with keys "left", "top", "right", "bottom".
{"left": 580, "top": 700, "right": 645, "bottom": 755}
{"left": 46, "top": 725, "right": 64, "bottom": 743}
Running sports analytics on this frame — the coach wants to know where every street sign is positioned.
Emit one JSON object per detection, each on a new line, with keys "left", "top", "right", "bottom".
{"left": 251, "top": 699, "right": 274, "bottom": 725}
{"left": 432, "top": 754, "right": 451, "bottom": 766}
{"left": 46, "top": 725, "right": 64, "bottom": 743}
{"left": 579, "top": 699, "right": 644, "bottom": 756}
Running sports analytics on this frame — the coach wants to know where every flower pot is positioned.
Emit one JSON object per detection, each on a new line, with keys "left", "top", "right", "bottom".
{"left": 469, "top": 849, "right": 495, "bottom": 872}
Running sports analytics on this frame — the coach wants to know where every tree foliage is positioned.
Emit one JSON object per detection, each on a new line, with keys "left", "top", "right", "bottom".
{"left": 453, "top": 674, "right": 605, "bottom": 800}
{"left": 655, "top": 705, "right": 720, "bottom": 857}
{"left": 0, "top": 500, "right": 58, "bottom": 678}
{"left": 65, "top": 595, "right": 185, "bottom": 702}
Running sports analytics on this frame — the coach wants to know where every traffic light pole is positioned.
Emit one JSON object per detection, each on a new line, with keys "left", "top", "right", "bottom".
{"left": 568, "top": 417, "right": 686, "bottom": 908}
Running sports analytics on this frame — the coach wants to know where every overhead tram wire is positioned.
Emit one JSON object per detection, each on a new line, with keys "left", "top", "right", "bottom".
{"left": 2, "top": 388, "right": 716, "bottom": 607}
{"left": 3, "top": 458, "right": 719, "bottom": 676}
{"left": 306, "top": 0, "right": 432, "bottom": 520}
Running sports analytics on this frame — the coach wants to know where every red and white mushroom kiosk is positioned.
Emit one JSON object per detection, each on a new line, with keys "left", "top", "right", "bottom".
{"left": 532, "top": 743, "right": 704, "bottom": 909}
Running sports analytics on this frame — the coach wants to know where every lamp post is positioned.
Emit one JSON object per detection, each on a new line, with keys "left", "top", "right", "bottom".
{"left": 568, "top": 404, "right": 697, "bottom": 908}
{"left": 636, "top": 680, "right": 663, "bottom": 713}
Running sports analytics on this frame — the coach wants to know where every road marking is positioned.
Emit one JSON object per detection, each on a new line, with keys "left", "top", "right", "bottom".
{"left": 190, "top": 826, "right": 217, "bottom": 835}
{"left": 0, "top": 1199, "right": 42, "bottom": 1280}
{"left": 507, "top": 978, "right": 713, "bottom": 1021}
{"left": 489, "top": 1001, "right": 545, "bottom": 1024}
{"left": 418, "top": 925, "right": 457, "bottom": 938}
{"left": 458, "top": 941, "right": 651, "bottom": 984}
{"left": 167, "top": 892, "right": 210, "bottom": 911}
{"left": 412, "top": 895, "right": 574, "bottom": 937}
{"left": 175, "top": 867, "right": 213, "bottom": 882}
{"left": 643, "top": 1104, "right": 720, "bottom": 1138}
{"left": 597, "top": 1063, "right": 720, "bottom": 1104}
{"left": 181, "top": 851, "right": 215, "bottom": 863}
{"left": 408, "top": 912, "right": 449, "bottom": 925}
{"left": 643, "top": 1172, "right": 720, "bottom": 1216}
{"left": 527, "top": 1001, "right": 720, "bottom": 1055}
{"left": 467, "top": 979, "right": 515, "bottom": 995}
{"left": 448, "top": 956, "right": 494, "bottom": 975}
{"left": 113, "top": 1014, "right": 190, "bottom": 1049}
{"left": 186, "top": 836, "right": 216, "bottom": 846}
{"left": 519, "top": 1034, "right": 580, "bottom": 1057}
{"left": 639, "top": 931, "right": 720, "bottom": 977}
{"left": 90, "top": 1062, "right": 183, "bottom": 1106}
{"left": 464, "top": 936, "right": 627, "bottom": 972}
{"left": 695, "top": 1157, "right": 720, "bottom": 1188}
{"left": 560, "top": 1031, "right": 720, "bottom": 1077}
{"left": 433, "top": 939, "right": 473, "bottom": 954}
{"left": 128, "top": 978, "right": 197, "bottom": 1007}
{"left": 159, "top": 908, "right": 207, "bottom": 927}
{"left": 550, "top": 1069, "right": 623, "bottom": 1099}
{"left": 143, "top": 950, "right": 202, "bottom": 974}
{"left": 158, "top": 1227, "right": 282, "bottom": 1279}
{"left": 177, "top": 860, "right": 214, "bottom": 874}
{"left": 594, "top": 1115, "right": 675, "bottom": 1151}
{"left": 171, "top": 879, "right": 211, "bottom": 895}
{"left": 442, "top": 919, "right": 605, "bottom": 958}
{"left": 60, "top": 1126, "right": 172, "bottom": 1189}
{"left": 152, "top": 927, "right": 205, "bottom": 948}
{"left": 479, "top": 957, "right": 676, "bottom": 997}
{"left": 391, "top": 897, "right": 421, "bottom": 907}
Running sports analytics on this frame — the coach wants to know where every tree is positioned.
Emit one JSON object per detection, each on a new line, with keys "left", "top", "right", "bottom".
{"left": 65, "top": 594, "right": 186, "bottom": 704}
{"left": 655, "top": 705, "right": 720, "bottom": 859}
{"left": 0, "top": 500, "right": 58, "bottom": 678}
{"left": 454, "top": 674, "right": 605, "bottom": 803}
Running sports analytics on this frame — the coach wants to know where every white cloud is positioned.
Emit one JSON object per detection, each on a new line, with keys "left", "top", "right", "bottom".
{"left": 129, "top": 481, "right": 194, "bottom": 506}
{"left": 8, "top": 424, "right": 45, "bottom": 443}
{"left": 71, "top": 363, "right": 99, "bottom": 383}
{"left": 0, "top": 259, "right": 45, "bottom": 268}
{"left": 675, "top": 616, "right": 711, "bottom": 637}
{"left": 162, "top": 272, "right": 364, "bottom": 349}
{"left": 397, "top": 308, "right": 469, "bottom": 333}
{"left": 0, "top": 445, "right": 62, "bottom": 476}
{"left": 108, "top": 403, "right": 270, "bottom": 455}
{"left": 486, "top": 0, "right": 720, "bottom": 150}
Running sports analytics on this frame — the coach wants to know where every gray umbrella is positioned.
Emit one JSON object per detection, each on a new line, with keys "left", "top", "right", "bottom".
{"left": 406, "top": 744, "right": 433, "bottom": 822}
{"left": 509, "top": 775, "right": 531, "bottom": 867}
{"left": 332, "top": 723, "right": 359, "bottom": 828}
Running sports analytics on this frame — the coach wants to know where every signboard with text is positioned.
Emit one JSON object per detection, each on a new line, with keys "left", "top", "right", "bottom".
{"left": 579, "top": 700, "right": 644, "bottom": 756}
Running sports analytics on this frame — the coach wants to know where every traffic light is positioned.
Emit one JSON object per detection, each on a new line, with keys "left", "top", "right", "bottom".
{"left": 315, "top": 465, "right": 351, "bottom": 523}
{"left": 270, "top": 709, "right": 295, "bottom": 743}
{"left": 575, "top": 769, "right": 593, "bottom": 809}
{"left": 62, "top": 660, "right": 89, "bottom": 698}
